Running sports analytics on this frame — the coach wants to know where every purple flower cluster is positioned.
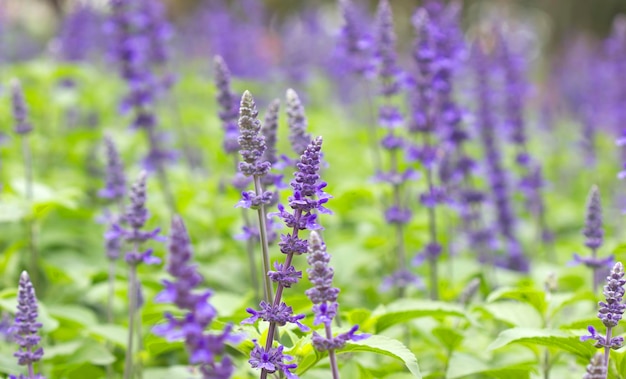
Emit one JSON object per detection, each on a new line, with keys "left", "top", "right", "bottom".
{"left": 110, "top": 172, "right": 162, "bottom": 265}
{"left": 473, "top": 43, "right": 528, "bottom": 272}
{"left": 245, "top": 136, "right": 329, "bottom": 379}
{"left": 56, "top": 3, "right": 104, "bottom": 62}
{"left": 306, "top": 231, "right": 369, "bottom": 352}
{"left": 583, "top": 354, "right": 606, "bottom": 379}
{"left": 100, "top": 136, "right": 127, "bottom": 261}
{"left": 336, "top": 0, "right": 376, "bottom": 79}
{"left": 214, "top": 56, "right": 241, "bottom": 155}
{"left": 9, "top": 271, "right": 44, "bottom": 379}
{"left": 571, "top": 186, "right": 613, "bottom": 292}
{"left": 153, "top": 216, "right": 240, "bottom": 378}
{"left": 107, "top": 0, "right": 175, "bottom": 171}
{"left": 11, "top": 79, "right": 33, "bottom": 136}
{"left": 286, "top": 89, "right": 312, "bottom": 158}
{"left": 581, "top": 262, "right": 626, "bottom": 368}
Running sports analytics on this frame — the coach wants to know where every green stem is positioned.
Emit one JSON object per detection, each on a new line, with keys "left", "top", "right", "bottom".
{"left": 253, "top": 176, "right": 274, "bottom": 304}
{"left": 325, "top": 323, "right": 340, "bottom": 379}
{"left": 123, "top": 264, "right": 137, "bottom": 379}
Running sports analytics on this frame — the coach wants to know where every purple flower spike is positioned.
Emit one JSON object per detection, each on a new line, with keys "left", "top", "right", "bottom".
{"left": 262, "top": 99, "right": 281, "bottom": 166}
{"left": 11, "top": 271, "right": 44, "bottom": 375}
{"left": 306, "top": 231, "right": 369, "bottom": 352}
{"left": 583, "top": 353, "right": 607, "bottom": 379}
{"left": 584, "top": 185, "right": 603, "bottom": 251}
{"left": 11, "top": 79, "right": 33, "bottom": 135}
{"left": 238, "top": 91, "right": 271, "bottom": 177}
{"left": 581, "top": 262, "right": 626, "bottom": 370}
{"left": 286, "top": 89, "right": 312, "bottom": 157}
{"left": 99, "top": 136, "right": 126, "bottom": 201}
{"left": 214, "top": 56, "right": 240, "bottom": 154}
{"left": 337, "top": 0, "right": 376, "bottom": 79}
{"left": 153, "top": 216, "right": 240, "bottom": 378}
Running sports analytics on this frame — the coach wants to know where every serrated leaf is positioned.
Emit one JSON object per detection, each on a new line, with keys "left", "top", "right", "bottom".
{"left": 488, "top": 327, "right": 596, "bottom": 358}
{"left": 341, "top": 335, "right": 421, "bottom": 378}
{"left": 366, "top": 299, "right": 466, "bottom": 333}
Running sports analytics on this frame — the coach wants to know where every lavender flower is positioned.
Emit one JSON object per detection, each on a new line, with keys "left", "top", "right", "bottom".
{"left": 214, "top": 55, "right": 240, "bottom": 154}
{"left": 56, "top": 3, "right": 103, "bottom": 62}
{"left": 306, "top": 231, "right": 369, "bottom": 354}
{"left": 10, "top": 271, "right": 44, "bottom": 379}
{"left": 581, "top": 262, "right": 626, "bottom": 370}
{"left": 153, "top": 216, "right": 240, "bottom": 378}
{"left": 262, "top": 99, "right": 280, "bottom": 166}
{"left": 375, "top": 0, "right": 402, "bottom": 97}
{"left": 286, "top": 89, "right": 312, "bottom": 157}
{"left": 11, "top": 79, "right": 32, "bottom": 135}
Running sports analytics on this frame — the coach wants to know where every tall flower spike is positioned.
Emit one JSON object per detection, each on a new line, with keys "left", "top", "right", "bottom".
{"left": 153, "top": 216, "right": 240, "bottom": 378}
{"left": 238, "top": 91, "right": 271, "bottom": 177}
{"left": 581, "top": 262, "right": 626, "bottom": 370}
{"left": 262, "top": 99, "right": 280, "bottom": 166}
{"left": 11, "top": 271, "right": 44, "bottom": 377}
{"left": 99, "top": 136, "right": 127, "bottom": 201}
{"left": 584, "top": 185, "right": 603, "bottom": 251}
{"left": 214, "top": 55, "right": 240, "bottom": 154}
{"left": 306, "top": 232, "right": 369, "bottom": 350}
{"left": 286, "top": 89, "right": 312, "bottom": 157}
{"left": 11, "top": 79, "right": 33, "bottom": 135}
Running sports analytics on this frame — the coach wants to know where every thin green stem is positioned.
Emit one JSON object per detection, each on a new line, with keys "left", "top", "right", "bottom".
{"left": 123, "top": 264, "right": 137, "bottom": 379}
{"left": 605, "top": 326, "right": 612, "bottom": 371}
{"left": 21, "top": 135, "right": 39, "bottom": 288}
{"left": 325, "top": 323, "right": 340, "bottom": 379}
{"left": 253, "top": 176, "right": 274, "bottom": 304}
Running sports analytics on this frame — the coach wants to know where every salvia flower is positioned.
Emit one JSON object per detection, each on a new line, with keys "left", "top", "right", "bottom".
{"left": 249, "top": 340, "right": 298, "bottom": 379}
{"left": 286, "top": 89, "right": 312, "bottom": 157}
{"left": 99, "top": 136, "right": 127, "bottom": 201}
{"left": 336, "top": 0, "right": 376, "bottom": 79}
{"left": 581, "top": 262, "right": 626, "bottom": 369}
{"left": 10, "top": 271, "right": 44, "bottom": 378}
{"left": 238, "top": 91, "right": 271, "bottom": 178}
{"left": 214, "top": 55, "right": 240, "bottom": 154}
{"left": 153, "top": 216, "right": 240, "bottom": 378}
{"left": 306, "top": 231, "right": 369, "bottom": 352}
{"left": 11, "top": 79, "right": 33, "bottom": 135}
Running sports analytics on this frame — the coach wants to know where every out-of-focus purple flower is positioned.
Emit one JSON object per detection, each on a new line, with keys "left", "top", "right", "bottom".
{"left": 56, "top": 3, "right": 104, "bottom": 62}
{"left": 375, "top": 0, "right": 403, "bottom": 97}
{"left": 153, "top": 216, "right": 240, "bottom": 378}
{"left": 583, "top": 353, "right": 607, "bottom": 379}
{"left": 99, "top": 136, "right": 126, "bottom": 201}
{"left": 336, "top": 0, "right": 376, "bottom": 79}
{"left": 306, "top": 231, "right": 369, "bottom": 352}
{"left": 286, "top": 89, "right": 312, "bottom": 157}
{"left": 262, "top": 99, "right": 280, "bottom": 166}
{"left": 584, "top": 185, "right": 603, "bottom": 251}
{"left": 10, "top": 79, "right": 33, "bottom": 135}
{"left": 381, "top": 268, "right": 423, "bottom": 292}
{"left": 11, "top": 271, "right": 44, "bottom": 374}
{"left": 473, "top": 42, "right": 528, "bottom": 272}
{"left": 214, "top": 56, "right": 240, "bottom": 155}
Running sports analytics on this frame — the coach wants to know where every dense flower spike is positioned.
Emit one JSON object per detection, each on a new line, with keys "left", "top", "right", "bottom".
{"left": 11, "top": 271, "right": 44, "bottom": 378}
{"left": 375, "top": 0, "right": 402, "bottom": 97}
{"left": 262, "top": 99, "right": 281, "bottom": 166}
{"left": 473, "top": 42, "right": 528, "bottom": 272}
{"left": 306, "top": 232, "right": 369, "bottom": 352}
{"left": 336, "top": 0, "right": 376, "bottom": 78}
{"left": 56, "top": 3, "right": 103, "bottom": 62}
{"left": 581, "top": 262, "right": 626, "bottom": 370}
{"left": 238, "top": 91, "right": 271, "bottom": 177}
{"left": 99, "top": 136, "right": 127, "bottom": 201}
{"left": 249, "top": 341, "right": 298, "bottom": 379}
{"left": 153, "top": 216, "right": 239, "bottom": 378}
{"left": 214, "top": 55, "right": 241, "bottom": 154}
{"left": 286, "top": 89, "right": 312, "bottom": 157}
{"left": 11, "top": 79, "right": 33, "bottom": 135}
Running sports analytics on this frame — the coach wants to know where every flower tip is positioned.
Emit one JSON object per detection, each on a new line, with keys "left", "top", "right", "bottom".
{"left": 286, "top": 88, "right": 299, "bottom": 101}
{"left": 20, "top": 270, "right": 29, "bottom": 281}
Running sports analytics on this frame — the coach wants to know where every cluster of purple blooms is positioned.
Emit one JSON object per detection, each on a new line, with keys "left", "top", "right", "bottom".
{"left": 9, "top": 272, "right": 44, "bottom": 379}
{"left": 153, "top": 216, "right": 241, "bottom": 378}
{"left": 306, "top": 231, "right": 369, "bottom": 352}
{"left": 581, "top": 262, "right": 626, "bottom": 371}
{"left": 107, "top": 0, "right": 176, "bottom": 171}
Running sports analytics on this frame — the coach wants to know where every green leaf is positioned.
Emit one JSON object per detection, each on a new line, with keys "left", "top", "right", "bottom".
{"left": 366, "top": 299, "right": 466, "bottom": 333}
{"left": 487, "top": 287, "right": 547, "bottom": 314}
{"left": 447, "top": 352, "right": 534, "bottom": 379}
{"left": 476, "top": 302, "right": 543, "bottom": 328}
{"left": 341, "top": 335, "right": 421, "bottom": 378}
{"left": 87, "top": 324, "right": 128, "bottom": 347}
{"left": 488, "top": 327, "right": 596, "bottom": 358}
{"left": 432, "top": 326, "right": 464, "bottom": 351}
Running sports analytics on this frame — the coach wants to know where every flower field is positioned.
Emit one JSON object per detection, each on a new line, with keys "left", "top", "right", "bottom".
{"left": 1, "top": 0, "right": 626, "bottom": 378}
